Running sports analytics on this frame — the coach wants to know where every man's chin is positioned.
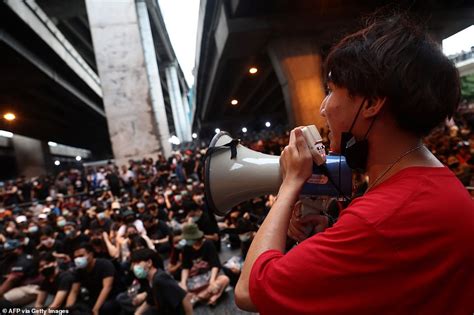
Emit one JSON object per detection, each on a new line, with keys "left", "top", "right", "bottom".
{"left": 329, "top": 145, "right": 341, "bottom": 154}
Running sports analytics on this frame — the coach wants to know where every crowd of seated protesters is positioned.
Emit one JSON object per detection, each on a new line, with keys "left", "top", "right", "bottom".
{"left": 0, "top": 109, "right": 472, "bottom": 313}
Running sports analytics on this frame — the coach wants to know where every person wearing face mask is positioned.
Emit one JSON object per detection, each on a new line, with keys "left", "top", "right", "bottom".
{"left": 37, "top": 228, "right": 64, "bottom": 255}
{"left": 130, "top": 248, "right": 193, "bottom": 315}
{"left": 90, "top": 208, "right": 113, "bottom": 233}
{"left": 142, "top": 214, "right": 172, "bottom": 254}
{"left": 35, "top": 253, "right": 74, "bottom": 309}
{"left": 235, "top": 14, "right": 474, "bottom": 314}
{"left": 62, "top": 222, "right": 90, "bottom": 258}
{"left": 148, "top": 201, "right": 168, "bottom": 222}
{"left": 117, "top": 210, "right": 146, "bottom": 238}
{"left": 185, "top": 205, "right": 219, "bottom": 244}
{"left": 180, "top": 224, "right": 229, "bottom": 306}
{"left": 66, "top": 243, "right": 120, "bottom": 315}
{"left": 25, "top": 222, "right": 40, "bottom": 250}
{"left": 3, "top": 220, "right": 18, "bottom": 238}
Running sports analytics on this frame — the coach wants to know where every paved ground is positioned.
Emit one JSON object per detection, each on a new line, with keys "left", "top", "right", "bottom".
{"left": 194, "top": 290, "right": 257, "bottom": 315}
{"left": 193, "top": 242, "right": 258, "bottom": 315}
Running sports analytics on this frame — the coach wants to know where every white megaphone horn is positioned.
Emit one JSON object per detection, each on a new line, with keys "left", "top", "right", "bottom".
{"left": 204, "top": 128, "right": 352, "bottom": 216}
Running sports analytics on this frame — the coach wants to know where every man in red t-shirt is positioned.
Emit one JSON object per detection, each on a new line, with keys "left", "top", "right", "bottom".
{"left": 234, "top": 14, "right": 474, "bottom": 315}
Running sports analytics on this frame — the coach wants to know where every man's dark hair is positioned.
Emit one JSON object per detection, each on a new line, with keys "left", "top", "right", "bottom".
{"left": 130, "top": 248, "right": 155, "bottom": 263}
{"left": 74, "top": 242, "right": 95, "bottom": 255}
{"left": 39, "top": 252, "right": 55, "bottom": 263}
{"left": 130, "top": 248, "right": 163, "bottom": 269}
{"left": 325, "top": 13, "right": 460, "bottom": 136}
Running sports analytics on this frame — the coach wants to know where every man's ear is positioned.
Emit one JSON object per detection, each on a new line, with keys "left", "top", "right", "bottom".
{"left": 363, "top": 97, "right": 386, "bottom": 118}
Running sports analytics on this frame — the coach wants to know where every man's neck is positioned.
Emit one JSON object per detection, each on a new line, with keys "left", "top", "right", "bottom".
{"left": 86, "top": 258, "right": 96, "bottom": 272}
{"left": 147, "top": 267, "right": 157, "bottom": 283}
{"left": 365, "top": 126, "right": 441, "bottom": 188}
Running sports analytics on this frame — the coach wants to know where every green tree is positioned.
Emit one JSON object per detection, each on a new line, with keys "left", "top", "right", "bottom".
{"left": 461, "top": 74, "right": 474, "bottom": 101}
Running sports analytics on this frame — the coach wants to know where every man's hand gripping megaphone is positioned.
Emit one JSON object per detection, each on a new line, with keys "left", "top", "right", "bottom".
{"left": 280, "top": 126, "right": 333, "bottom": 243}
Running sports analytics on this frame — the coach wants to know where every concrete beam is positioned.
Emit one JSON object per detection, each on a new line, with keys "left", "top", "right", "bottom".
{"left": 0, "top": 29, "right": 105, "bottom": 117}
{"left": 4, "top": 0, "right": 102, "bottom": 97}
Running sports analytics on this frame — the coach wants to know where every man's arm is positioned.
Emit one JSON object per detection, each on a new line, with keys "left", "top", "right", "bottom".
{"left": 209, "top": 267, "right": 219, "bottom": 284}
{"left": 204, "top": 233, "right": 219, "bottom": 241}
{"left": 49, "top": 290, "right": 69, "bottom": 309}
{"left": 92, "top": 276, "right": 114, "bottom": 314}
{"left": 182, "top": 293, "right": 193, "bottom": 315}
{"left": 0, "top": 273, "right": 22, "bottom": 299}
{"left": 34, "top": 290, "right": 48, "bottom": 308}
{"left": 66, "top": 282, "right": 80, "bottom": 307}
{"left": 235, "top": 128, "right": 311, "bottom": 312}
{"left": 180, "top": 269, "right": 189, "bottom": 291}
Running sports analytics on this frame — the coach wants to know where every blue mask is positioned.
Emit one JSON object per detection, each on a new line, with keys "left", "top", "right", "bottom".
{"left": 28, "top": 226, "right": 39, "bottom": 234}
{"left": 133, "top": 265, "right": 148, "bottom": 279}
{"left": 57, "top": 220, "right": 66, "bottom": 228}
{"left": 74, "top": 256, "right": 88, "bottom": 269}
{"left": 176, "top": 239, "right": 187, "bottom": 250}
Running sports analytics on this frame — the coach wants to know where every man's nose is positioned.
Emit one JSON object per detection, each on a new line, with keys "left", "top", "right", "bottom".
{"left": 320, "top": 97, "right": 328, "bottom": 117}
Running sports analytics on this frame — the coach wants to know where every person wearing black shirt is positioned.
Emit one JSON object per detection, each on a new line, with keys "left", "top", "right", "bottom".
{"left": 106, "top": 171, "right": 121, "bottom": 197}
{"left": 180, "top": 224, "right": 229, "bottom": 306}
{"left": 131, "top": 248, "right": 192, "bottom": 315}
{"left": 90, "top": 210, "right": 113, "bottom": 233}
{"left": 35, "top": 253, "right": 74, "bottom": 309}
{"left": 0, "top": 240, "right": 40, "bottom": 306}
{"left": 66, "top": 243, "right": 120, "bottom": 315}
{"left": 37, "top": 228, "right": 65, "bottom": 255}
{"left": 62, "top": 222, "right": 90, "bottom": 258}
{"left": 186, "top": 205, "right": 221, "bottom": 252}
{"left": 143, "top": 214, "right": 172, "bottom": 254}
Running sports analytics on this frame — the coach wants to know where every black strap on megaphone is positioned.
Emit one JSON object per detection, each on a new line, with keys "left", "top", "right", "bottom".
{"left": 205, "top": 139, "right": 241, "bottom": 161}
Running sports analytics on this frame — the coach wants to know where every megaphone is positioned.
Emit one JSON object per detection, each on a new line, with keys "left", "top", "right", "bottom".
{"left": 204, "top": 130, "right": 352, "bottom": 216}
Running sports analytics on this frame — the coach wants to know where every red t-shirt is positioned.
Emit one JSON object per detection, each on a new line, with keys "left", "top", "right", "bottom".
{"left": 250, "top": 167, "right": 474, "bottom": 315}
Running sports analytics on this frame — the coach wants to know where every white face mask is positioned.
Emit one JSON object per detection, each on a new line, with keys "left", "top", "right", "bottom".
{"left": 238, "top": 233, "right": 252, "bottom": 242}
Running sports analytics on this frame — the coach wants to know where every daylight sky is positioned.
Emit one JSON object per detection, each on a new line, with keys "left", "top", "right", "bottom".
{"left": 158, "top": 0, "right": 199, "bottom": 86}
{"left": 158, "top": 1, "right": 474, "bottom": 87}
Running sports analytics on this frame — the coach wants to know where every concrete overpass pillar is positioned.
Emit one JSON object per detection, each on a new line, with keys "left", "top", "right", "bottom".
{"left": 85, "top": 0, "right": 167, "bottom": 162}
{"left": 268, "top": 39, "right": 326, "bottom": 129}
{"left": 165, "top": 64, "right": 192, "bottom": 142}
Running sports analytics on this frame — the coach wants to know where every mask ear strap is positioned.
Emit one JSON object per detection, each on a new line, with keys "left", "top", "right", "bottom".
{"left": 348, "top": 98, "right": 366, "bottom": 133}
{"left": 363, "top": 114, "right": 378, "bottom": 139}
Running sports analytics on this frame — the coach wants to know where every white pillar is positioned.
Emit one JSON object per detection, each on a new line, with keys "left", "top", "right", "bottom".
{"left": 136, "top": 0, "right": 172, "bottom": 158}
{"left": 165, "top": 64, "right": 191, "bottom": 142}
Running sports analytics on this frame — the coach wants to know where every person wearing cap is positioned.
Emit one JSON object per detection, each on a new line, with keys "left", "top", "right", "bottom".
{"left": 180, "top": 223, "right": 229, "bottom": 306}
{"left": 0, "top": 238, "right": 40, "bottom": 306}
{"left": 136, "top": 202, "right": 146, "bottom": 218}
{"left": 130, "top": 248, "right": 193, "bottom": 315}
{"left": 186, "top": 204, "right": 219, "bottom": 238}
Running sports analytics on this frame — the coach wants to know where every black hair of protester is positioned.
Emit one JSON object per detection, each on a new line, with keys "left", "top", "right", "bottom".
{"left": 39, "top": 252, "right": 55, "bottom": 263}
{"left": 74, "top": 242, "right": 95, "bottom": 255}
{"left": 324, "top": 13, "right": 460, "bottom": 136}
